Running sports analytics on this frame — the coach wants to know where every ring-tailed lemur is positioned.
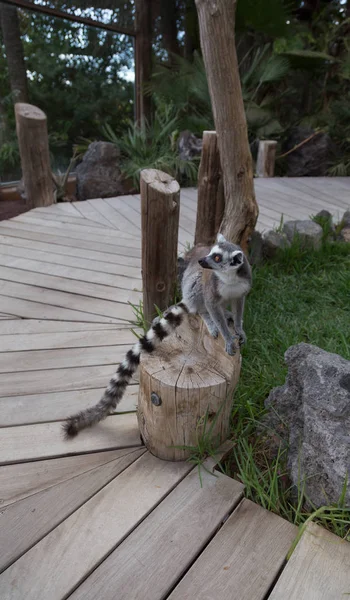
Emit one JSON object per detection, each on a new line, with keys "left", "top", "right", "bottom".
{"left": 63, "top": 233, "right": 252, "bottom": 438}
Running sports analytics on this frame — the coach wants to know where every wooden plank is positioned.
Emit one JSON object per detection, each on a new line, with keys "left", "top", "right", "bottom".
{"left": 87, "top": 197, "right": 138, "bottom": 230}
{"left": 0, "top": 240, "right": 141, "bottom": 279}
{"left": 0, "top": 253, "right": 141, "bottom": 291}
{"left": 267, "top": 178, "right": 349, "bottom": 212}
{"left": 28, "top": 208, "right": 110, "bottom": 229}
{"left": 0, "top": 224, "right": 141, "bottom": 258}
{"left": 35, "top": 201, "right": 84, "bottom": 218}
{"left": 0, "top": 329, "right": 135, "bottom": 351}
{"left": 268, "top": 521, "right": 350, "bottom": 599}
{"left": 105, "top": 196, "right": 142, "bottom": 228}
{"left": 103, "top": 197, "right": 142, "bottom": 236}
{"left": 0, "top": 280, "right": 136, "bottom": 321}
{"left": 72, "top": 199, "right": 116, "bottom": 227}
{"left": 0, "top": 344, "right": 131, "bottom": 373}
{"left": 0, "top": 363, "right": 132, "bottom": 397}
{"left": 0, "top": 265, "right": 141, "bottom": 307}
{"left": 0, "top": 448, "right": 139, "bottom": 508}
{"left": 169, "top": 499, "right": 296, "bottom": 600}
{"left": 0, "top": 320, "right": 122, "bottom": 335}
{"left": 0, "top": 413, "right": 142, "bottom": 464}
{"left": 0, "top": 452, "right": 192, "bottom": 599}
{"left": 0, "top": 447, "right": 145, "bottom": 572}
{"left": 0, "top": 385, "right": 138, "bottom": 426}
{"left": 0, "top": 232, "right": 142, "bottom": 269}
{"left": 12, "top": 214, "right": 140, "bottom": 245}
{"left": 69, "top": 460, "right": 244, "bottom": 600}
{"left": 0, "top": 294, "right": 123, "bottom": 324}
{"left": 256, "top": 179, "right": 347, "bottom": 216}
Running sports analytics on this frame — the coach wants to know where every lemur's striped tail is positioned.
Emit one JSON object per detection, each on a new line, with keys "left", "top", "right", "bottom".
{"left": 63, "top": 301, "right": 189, "bottom": 438}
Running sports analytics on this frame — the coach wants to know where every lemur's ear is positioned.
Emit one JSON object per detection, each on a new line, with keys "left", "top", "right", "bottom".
{"left": 216, "top": 233, "right": 226, "bottom": 244}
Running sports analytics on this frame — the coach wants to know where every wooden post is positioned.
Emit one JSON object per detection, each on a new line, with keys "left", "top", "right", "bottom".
{"left": 195, "top": 130, "right": 225, "bottom": 246}
{"left": 195, "top": 0, "right": 259, "bottom": 252}
{"left": 256, "top": 140, "right": 277, "bottom": 177}
{"left": 15, "top": 103, "right": 54, "bottom": 208}
{"left": 141, "top": 169, "right": 180, "bottom": 324}
{"left": 138, "top": 314, "right": 240, "bottom": 460}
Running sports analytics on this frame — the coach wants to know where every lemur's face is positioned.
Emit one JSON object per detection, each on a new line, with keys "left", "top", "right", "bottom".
{"left": 198, "top": 234, "right": 244, "bottom": 272}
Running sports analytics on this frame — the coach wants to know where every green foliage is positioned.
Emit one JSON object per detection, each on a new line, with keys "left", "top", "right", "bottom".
{"left": 230, "top": 239, "right": 350, "bottom": 538}
{"left": 104, "top": 104, "right": 199, "bottom": 189}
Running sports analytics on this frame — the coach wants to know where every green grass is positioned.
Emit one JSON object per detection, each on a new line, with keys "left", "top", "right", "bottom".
{"left": 230, "top": 239, "right": 350, "bottom": 542}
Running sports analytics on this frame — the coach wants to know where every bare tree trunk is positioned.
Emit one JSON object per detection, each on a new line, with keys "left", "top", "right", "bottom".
{"left": 135, "top": 0, "right": 152, "bottom": 126}
{"left": 195, "top": 0, "right": 258, "bottom": 251}
{"left": 160, "top": 0, "right": 180, "bottom": 60}
{"left": 184, "top": 0, "right": 200, "bottom": 60}
{"left": 0, "top": 3, "right": 29, "bottom": 103}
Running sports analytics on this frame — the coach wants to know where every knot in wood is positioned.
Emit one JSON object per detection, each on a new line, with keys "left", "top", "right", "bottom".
{"left": 237, "top": 168, "right": 245, "bottom": 179}
{"left": 151, "top": 392, "right": 162, "bottom": 406}
{"left": 156, "top": 281, "right": 166, "bottom": 292}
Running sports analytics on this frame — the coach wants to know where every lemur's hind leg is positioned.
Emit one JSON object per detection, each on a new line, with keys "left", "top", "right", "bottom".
{"left": 224, "top": 309, "right": 234, "bottom": 325}
{"left": 201, "top": 312, "right": 219, "bottom": 338}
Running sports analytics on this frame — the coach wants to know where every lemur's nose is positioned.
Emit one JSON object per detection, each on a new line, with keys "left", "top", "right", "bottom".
{"left": 198, "top": 258, "right": 207, "bottom": 267}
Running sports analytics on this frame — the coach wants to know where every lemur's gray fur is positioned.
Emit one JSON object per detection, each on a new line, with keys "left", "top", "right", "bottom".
{"left": 63, "top": 234, "right": 252, "bottom": 438}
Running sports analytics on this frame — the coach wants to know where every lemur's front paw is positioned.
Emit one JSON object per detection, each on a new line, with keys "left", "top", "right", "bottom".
{"left": 225, "top": 336, "right": 238, "bottom": 356}
{"left": 236, "top": 328, "right": 247, "bottom": 347}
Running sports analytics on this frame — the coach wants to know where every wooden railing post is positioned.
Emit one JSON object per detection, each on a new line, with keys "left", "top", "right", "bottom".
{"left": 140, "top": 169, "right": 180, "bottom": 324}
{"left": 194, "top": 130, "right": 225, "bottom": 246}
{"left": 256, "top": 140, "right": 277, "bottom": 177}
{"left": 15, "top": 103, "right": 54, "bottom": 208}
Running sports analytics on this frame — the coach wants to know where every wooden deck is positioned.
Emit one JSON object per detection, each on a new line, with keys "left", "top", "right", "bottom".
{"left": 0, "top": 177, "right": 349, "bottom": 599}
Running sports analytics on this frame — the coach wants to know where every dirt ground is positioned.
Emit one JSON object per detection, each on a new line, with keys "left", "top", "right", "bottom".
{"left": 0, "top": 199, "right": 28, "bottom": 221}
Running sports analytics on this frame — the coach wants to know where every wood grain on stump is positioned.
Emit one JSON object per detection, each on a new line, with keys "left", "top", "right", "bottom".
{"left": 138, "top": 315, "right": 240, "bottom": 461}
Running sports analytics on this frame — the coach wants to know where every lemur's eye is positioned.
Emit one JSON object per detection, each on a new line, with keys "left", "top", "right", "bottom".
{"left": 213, "top": 254, "right": 222, "bottom": 263}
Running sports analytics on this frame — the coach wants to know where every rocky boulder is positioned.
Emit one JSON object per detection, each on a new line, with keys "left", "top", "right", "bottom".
{"left": 262, "top": 230, "right": 291, "bottom": 258}
{"left": 265, "top": 343, "right": 350, "bottom": 508}
{"left": 76, "top": 141, "right": 124, "bottom": 201}
{"left": 283, "top": 219, "right": 323, "bottom": 249}
{"left": 283, "top": 126, "right": 337, "bottom": 177}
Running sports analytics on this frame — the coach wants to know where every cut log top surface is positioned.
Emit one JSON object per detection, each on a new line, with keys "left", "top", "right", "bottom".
{"left": 141, "top": 168, "right": 180, "bottom": 195}
{"left": 15, "top": 103, "right": 47, "bottom": 121}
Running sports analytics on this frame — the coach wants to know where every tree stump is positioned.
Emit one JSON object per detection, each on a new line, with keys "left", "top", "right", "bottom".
{"left": 195, "top": 130, "right": 225, "bottom": 246}
{"left": 141, "top": 168, "right": 180, "bottom": 325}
{"left": 15, "top": 103, "right": 54, "bottom": 209}
{"left": 138, "top": 314, "right": 240, "bottom": 461}
{"left": 256, "top": 140, "right": 277, "bottom": 177}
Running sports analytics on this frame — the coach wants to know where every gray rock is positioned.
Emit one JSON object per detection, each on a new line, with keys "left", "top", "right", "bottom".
{"left": 341, "top": 210, "right": 350, "bottom": 228}
{"left": 265, "top": 343, "right": 350, "bottom": 508}
{"left": 284, "top": 126, "right": 337, "bottom": 176}
{"left": 339, "top": 227, "right": 350, "bottom": 243}
{"left": 76, "top": 141, "right": 124, "bottom": 201}
{"left": 283, "top": 220, "right": 323, "bottom": 249}
{"left": 178, "top": 130, "right": 202, "bottom": 161}
{"left": 314, "top": 209, "right": 333, "bottom": 224}
{"left": 262, "top": 230, "right": 290, "bottom": 258}
{"left": 248, "top": 230, "right": 264, "bottom": 265}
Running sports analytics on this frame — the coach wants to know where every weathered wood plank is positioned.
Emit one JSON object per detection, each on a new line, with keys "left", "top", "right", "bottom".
{"left": 72, "top": 199, "right": 115, "bottom": 227}
{"left": 12, "top": 214, "right": 140, "bottom": 244}
{"left": 0, "top": 224, "right": 141, "bottom": 258}
{"left": 0, "top": 385, "right": 138, "bottom": 426}
{"left": 70, "top": 461, "right": 244, "bottom": 600}
{"left": 103, "top": 197, "right": 142, "bottom": 236}
{"left": 0, "top": 253, "right": 141, "bottom": 291}
{"left": 169, "top": 499, "right": 296, "bottom": 600}
{"left": 35, "top": 201, "right": 83, "bottom": 218}
{"left": 0, "top": 280, "right": 135, "bottom": 321}
{"left": 0, "top": 448, "right": 138, "bottom": 508}
{"left": 0, "top": 344, "right": 131, "bottom": 373}
{"left": 0, "top": 364, "right": 128, "bottom": 397}
{"left": 0, "top": 294, "right": 123, "bottom": 323}
{"left": 0, "top": 320, "right": 122, "bottom": 335}
{"left": 0, "top": 232, "right": 141, "bottom": 268}
{"left": 27, "top": 209, "right": 109, "bottom": 229}
{"left": 0, "top": 453, "right": 192, "bottom": 600}
{"left": 0, "top": 329, "right": 134, "bottom": 352}
{"left": 0, "top": 448, "right": 145, "bottom": 572}
{"left": 0, "top": 239, "right": 141, "bottom": 278}
{"left": 268, "top": 522, "right": 350, "bottom": 600}
{"left": 0, "top": 413, "right": 141, "bottom": 464}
